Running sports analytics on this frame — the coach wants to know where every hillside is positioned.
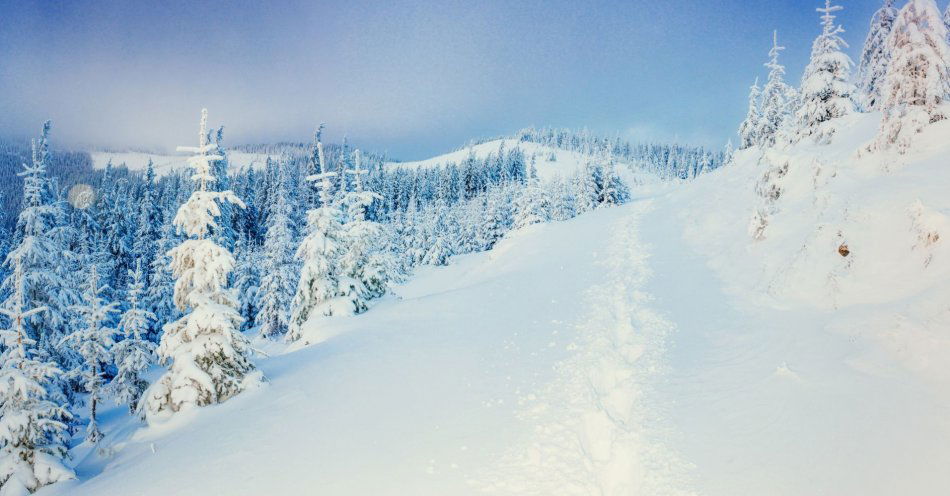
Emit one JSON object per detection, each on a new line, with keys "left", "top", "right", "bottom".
{"left": 39, "top": 110, "right": 950, "bottom": 495}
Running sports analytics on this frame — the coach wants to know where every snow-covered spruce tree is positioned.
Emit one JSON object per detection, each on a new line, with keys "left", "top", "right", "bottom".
{"left": 477, "top": 186, "right": 514, "bottom": 251}
{"left": 132, "top": 160, "right": 161, "bottom": 283}
{"left": 339, "top": 150, "right": 394, "bottom": 309}
{"left": 256, "top": 158, "right": 297, "bottom": 338}
{"left": 549, "top": 176, "right": 576, "bottom": 222}
{"left": 0, "top": 261, "right": 74, "bottom": 495}
{"left": 421, "top": 198, "right": 455, "bottom": 266}
{"left": 594, "top": 156, "right": 629, "bottom": 205}
{"left": 61, "top": 264, "right": 117, "bottom": 444}
{"left": 875, "top": 0, "right": 950, "bottom": 153}
{"left": 288, "top": 139, "right": 347, "bottom": 342}
{"left": 142, "top": 221, "right": 179, "bottom": 343}
{"left": 233, "top": 236, "right": 262, "bottom": 334}
{"left": 512, "top": 156, "right": 551, "bottom": 230}
{"left": 141, "top": 109, "right": 258, "bottom": 422}
{"left": 756, "top": 31, "right": 795, "bottom": 148}
{"left": 858, "top": 0, "right": 898, "bottom": 111}
{"left": 208, "top": 127, "right": 238, "bottom": 253}
{"left": 1, "top": 123, "right": 74, "bottom": 363}
{"left": 738, "top": 78, "right": 761, "bottom": 149}
{"left": 796, "top": 0, "right": 855, "bottom": 143}
{"left": 572, "top": 161, "right": 598, "bottom": 215}
{"left": 110, "top": 262, "right": 156, "bottom": 415}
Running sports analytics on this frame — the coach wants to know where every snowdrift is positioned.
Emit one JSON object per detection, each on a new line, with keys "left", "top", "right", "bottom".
{"left": 681, "top": 110, "right": 950, "bottom": 383}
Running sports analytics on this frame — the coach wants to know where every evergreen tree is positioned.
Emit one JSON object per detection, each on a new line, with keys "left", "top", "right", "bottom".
{"left": 572, "top": 162, "right": 598, "bottom": 215}
{"left": 61, "top": 265, "right": 117, "bottom": 444}
{"left": 339, "top": 150, "right": 394, "bottom": 310}
{"left": 594, "top": 157, "right": 629, "bottom": 205}
{"left": 513, "top": 157, "right": 552, "bottom": 230}
{"left": 1, "top": 122, "right": 75, "bottom": 370}
{"left": 110, "top": 262, "right": 156, "bottom": 415}
{"left": 141, "top": 110, "right": 258, "bottom": 422}
{"left": 858, "top": 0, "right": 899, "bottom": 111}
{"left": 756, "top": 31, "right": 795, "bottom": 148}
{"left": 738, "top": 78, "right": 762, "bottom": 149}
{"left": 0, "top": 261, "right": 74, "bottom": 495}
{"left": 477, "top": 187, "right": 513, "bottom": 250}
{"left": 289, "top": 138, "right": 348, "bottom": 342}
{"left": 132, "top": 160, "right": 161, "bottom": 283}
{"left": 876, "top": 0, "right": 950, "bottom": 153}
{"left": 142, "top": 221, "right": 179, "bottom": 343}
{"left": 421, "top": 198, "right": 455, "bottom": 266}
{"left": 233, "top": 236, "right": 262, "bottom": 334}
{"left": 796, "top": 0, "right": 855, "bottom": 143}
{"left": 549, "top": 176, "right": 576, "bottom": 222}
{"left": 256, "top": 158, "right": 297, "bottom": 338}
{"left": 208, "top": 127, "right": 238, "bottom": 252}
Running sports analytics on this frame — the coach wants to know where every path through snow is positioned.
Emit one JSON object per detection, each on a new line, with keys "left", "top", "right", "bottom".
{"left": 479, "top": 201, "right": 692, "bottom": 495}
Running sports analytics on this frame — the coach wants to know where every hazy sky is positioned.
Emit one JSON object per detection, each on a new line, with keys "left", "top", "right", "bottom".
{"left": 0, "top": 0, "right": 881, "bottom": 160}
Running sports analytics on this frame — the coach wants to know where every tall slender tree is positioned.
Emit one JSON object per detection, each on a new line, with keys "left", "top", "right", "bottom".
{"left": 339, "top": 149, "right": 393, "bottom": 310}
{"left": 61, "top": 265, "right": 117, "bottom": 444}
{"left": 110, "top": 261, "right": 156, "bottom": 415}
{"left": 289, "top": 138, "right": 347, "bottom": 342}
{"left": 0, "top": 261, "right": 74, "bottom": 495}
{"left": 1, "top": 122, "right": 75, "bottom": 368}
{"left": 858, "top": 0, "right": 899, "bottom": 111}
{"left": 256, "top": 158, "right": 297, "bottom": 338}
{"left": 756, "top": 31, "right": 795, "bottom": 148}
{"left": 132, "top": 159, "right": 161, "bottom": 283}
{"left": 141, "top": 109, "right": 258, "bottom": 422}
{"left": 738, "top": 78, "right": 762, "bottom": 149}
{"left": 796, "top": 0, "right": 855, "bottom": 143}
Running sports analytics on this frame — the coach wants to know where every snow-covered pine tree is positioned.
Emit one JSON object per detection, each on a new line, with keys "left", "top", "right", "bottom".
{"left": 142, "top": 221, "right": 179, "bottom": 343}
{"left": 1, "top": 122, "right": 77, "bottom": 375}
{"left": 595, "top": 156, "right": 629, "bottom": 205}
{"left": 738, "top": 78, "right": 762, "bottom": 149}
{"left": 289, "top": 137, "right": 348, "bottom": 342}
{"left": 233, "top": 235, "right": 262, "bottom": 333}
{"left": 110, "top": 261, "right": 156, "bottom": 415}
{"left": 724, "top": 139, "right": 736, "bottom": 165}
{"left": 549, "top": 176, "right": 576, "bottom": 222}
{"left": 477, "top": 186, "right": 514, "bottom": 250}
{"left": 572, "top": 161, "right": 598, "bottom": 215}
{"left": 512, "top": 156, "right": 552, "bottom": 230}
{"left": 256, "top": 157, "right": 297, "bottom": 338}
{"left": 141, "top": 109, "right": 258, "bottom": 422}
{"left": 208, "top": 127, "right": 238, "bottom": 252}
{"left": 132, "top": 159, "right": 161, "bottom": 284}
{"left": 61, "top": 264, "right": 117, "bottom": 444}
{"left": 0, "top": 261, "right": 74, "bottom": 495}
{"left": 875, "top": 0, "right": 950, "bottom": 153}
{"left": 421, "top": 198, "right": 455, "bottom": 266}
{"left": 756, "top": 31, "right": 795, "bottom": 148}
{"left": 339, "top": 149, "right": 393, "bottom": 310}
{"left": 796, "top": 0, "right": 855, "bottom": 143}
{"left": 858, "top": 0, "right": 898, "bottom": 111}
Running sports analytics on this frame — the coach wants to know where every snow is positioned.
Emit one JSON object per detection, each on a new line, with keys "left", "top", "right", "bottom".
{"left": 40, "top": 110, "right": 950, "bottom": 494}
{"left": 90, "top": 151, "right": 274, "bottom": 176}
{"left": 390, "top": 139, "right": 597, "bottom": 180}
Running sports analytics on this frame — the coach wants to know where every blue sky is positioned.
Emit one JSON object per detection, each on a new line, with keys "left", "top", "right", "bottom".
{"left": 0, "top": 0, "right": 882, "bottom": 160}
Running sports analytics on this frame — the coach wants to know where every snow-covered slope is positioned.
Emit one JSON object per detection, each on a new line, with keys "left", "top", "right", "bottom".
{"left": 682, "top": 110, "right": 950, "bottom": 383}
{"left": 391, "top": 139, "right": 603, "bottom": 179}
{"left": 90, "top": 151, "right": 274, "bottom": 176}
{"left": 43, "top": 111, "right": 950, "bottom": 495}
